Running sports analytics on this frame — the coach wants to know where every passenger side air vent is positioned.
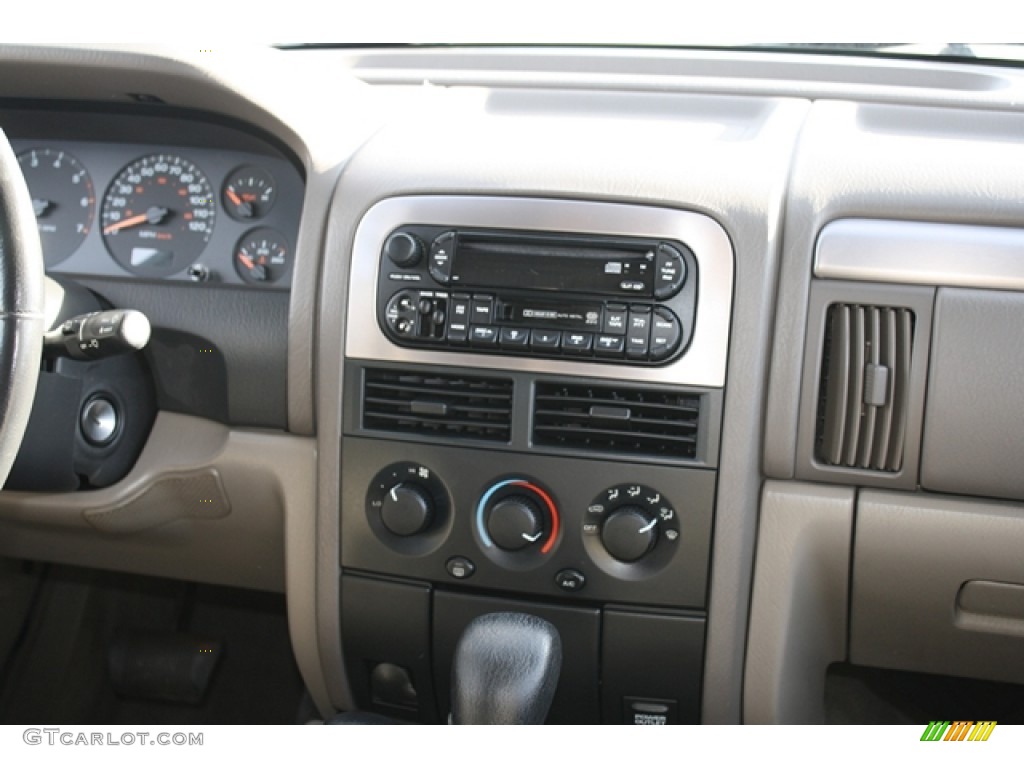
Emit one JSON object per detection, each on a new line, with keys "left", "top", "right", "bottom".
{"left": 815, "top": 304, "right": 914, "bottom": 472}
{"left": 363, "top": 368, "right": 513, "bottom": 442}
{"left": 533, "top": 382, "right": 700, "bottom": 459}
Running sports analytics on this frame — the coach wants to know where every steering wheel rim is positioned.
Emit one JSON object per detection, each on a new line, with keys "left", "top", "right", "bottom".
{"left": 0, "top": 128, "right": 45, "bottom": 488}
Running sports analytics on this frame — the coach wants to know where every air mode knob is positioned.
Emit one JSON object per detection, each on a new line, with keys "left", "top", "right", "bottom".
{"left": 486, "top": 495, "right": 544, "bottom": 552}
{"left": 383, "top": 231, "right": 423, "bottom": 268}
{"left": 601, "top": 506, "right": 658, "bottom": 563}
{"left": 380, "top": 482, "right": 433, "bottom": 536}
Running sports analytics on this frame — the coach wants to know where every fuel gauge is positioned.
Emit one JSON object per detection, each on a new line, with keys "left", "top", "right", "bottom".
{"left": 222, "top": 165, "right": 276, "bottom": 221}
{"left": 234, "top": 228, "right": 291, "bottom": 286}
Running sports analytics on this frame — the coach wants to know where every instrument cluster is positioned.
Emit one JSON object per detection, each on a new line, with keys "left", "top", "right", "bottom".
{"left": 11, "top": 137, "right": 303, "bottom": 289}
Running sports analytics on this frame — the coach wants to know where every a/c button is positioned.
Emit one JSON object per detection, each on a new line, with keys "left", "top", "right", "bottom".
{"left": 555, "top": 569, "right": 586, "bottom": 592}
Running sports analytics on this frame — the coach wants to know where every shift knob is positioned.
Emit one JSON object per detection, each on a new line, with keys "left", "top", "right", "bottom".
{"left": 451, "top": 612, "right": 562, "bottom": 725}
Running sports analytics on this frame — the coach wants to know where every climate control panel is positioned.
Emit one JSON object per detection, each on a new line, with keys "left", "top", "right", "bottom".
{"left": 344, "top": 437, "right": 714, "bottom": 609}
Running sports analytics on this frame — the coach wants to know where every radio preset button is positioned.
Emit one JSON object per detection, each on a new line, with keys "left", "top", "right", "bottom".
{"left": 654, "top": 243, "right": 687, "bottom": 299}
{"left": 562, "top": 332, "right": 594, "bottom": 353}
{"left": 499, "top": 327, "right": 530, "bottom": 347}
{"left": 470, "top": 325, "right": 499, "bottom": 346}
{"left": 428, "top": 232, "right": 456, "bottom": 283}
{"left": 471, "top": 295, "right": 494, "bottom": 323}
{"left": 626, "top": 307, "right": 652, "bottom": 359}
{"left": 603, "top": 304, "right": 628, "bottom": 335}
{"left": 530, "top": 330, "right": 561, "bottom": 351}
{"left": 649, "top": 308, "right": 682, "bottom": 361}
{"left": 595, "top": 335, "right": 625, "bottom": 356}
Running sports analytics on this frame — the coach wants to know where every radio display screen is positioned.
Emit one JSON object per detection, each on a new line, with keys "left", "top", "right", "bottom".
{"left": 451, "top": 236, "right": 655, "bottom": 296}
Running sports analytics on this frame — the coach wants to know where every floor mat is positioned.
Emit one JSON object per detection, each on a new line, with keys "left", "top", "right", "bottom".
{"left": 0, "top": 563, "right": 306, "bottom": 725}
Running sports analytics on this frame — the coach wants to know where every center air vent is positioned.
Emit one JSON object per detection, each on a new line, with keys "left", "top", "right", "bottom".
{"left": 363, "top": 369, "right": 513, "bottom": 442}
{"left": 815, "top": 304, "right": 914, "bottom": 472}
{"left": 533, "top": 382, "right": 700, "bottom": 459}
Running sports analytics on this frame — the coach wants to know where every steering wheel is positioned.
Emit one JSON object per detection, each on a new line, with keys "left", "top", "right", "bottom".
{"left": 0, "top": 128, "right": 45, "bottom": 487}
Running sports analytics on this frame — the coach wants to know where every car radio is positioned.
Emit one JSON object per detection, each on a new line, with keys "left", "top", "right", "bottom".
{"left": 376, "top": 226, "right": 699, "bottom": 365}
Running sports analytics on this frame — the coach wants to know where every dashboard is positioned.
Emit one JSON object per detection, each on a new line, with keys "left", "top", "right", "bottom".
{"left": 1, "top": 44, "right": 1024, "bottom": 726}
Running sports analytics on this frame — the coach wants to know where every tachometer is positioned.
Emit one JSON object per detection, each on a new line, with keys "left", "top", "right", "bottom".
{"left": 101, "top": 154, "right": 216, "bottom": 277}
{"left": 17, "top": 148, "right": 95, "bottom": 267}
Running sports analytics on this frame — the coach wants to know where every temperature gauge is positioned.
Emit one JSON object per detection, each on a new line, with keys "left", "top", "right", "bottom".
{"left": 234, "top": 228, "right": 291, "bottom": 285}
{"left": 222, "top": 165, "right": 276, "bottom": 221}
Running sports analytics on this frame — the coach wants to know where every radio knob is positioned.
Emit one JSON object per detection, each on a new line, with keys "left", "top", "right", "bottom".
{"left": 384, "top": 232, "right": 424, "bottom": 268}
{"left": 601, "top": 506, "right": 658, "bottom": 562}
{"left": 380, "top": 482, "right": 433, "bottom": 536}
{"left": 486, "top": 495, "right": 544, "bottom": 552}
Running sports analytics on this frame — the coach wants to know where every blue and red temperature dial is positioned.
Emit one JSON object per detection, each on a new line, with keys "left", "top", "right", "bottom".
{"left": 476, "top": 478, "right": 560, "bottom": 555}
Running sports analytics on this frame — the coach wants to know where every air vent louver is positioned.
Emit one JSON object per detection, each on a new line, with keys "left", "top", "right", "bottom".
{"left": 815, "top": 304, "right": 914, "bottom": 472}
{"left": 533, "top": 382, "right": 700, "bottom": 459}
{"left": 363, "top": 369, "right": 513, "bottom": 442}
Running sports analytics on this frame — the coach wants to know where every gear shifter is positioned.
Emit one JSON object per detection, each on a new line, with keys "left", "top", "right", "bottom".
{"left": 450, "top": 612, "right": 562, "bottom": 725}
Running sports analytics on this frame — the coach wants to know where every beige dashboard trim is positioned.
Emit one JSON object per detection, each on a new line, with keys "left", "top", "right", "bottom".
{"left": 744, "top": 481, "right": 853, "bottom": 724}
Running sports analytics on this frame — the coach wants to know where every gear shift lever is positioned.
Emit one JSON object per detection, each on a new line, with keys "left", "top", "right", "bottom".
{"left": 451, "top": 612, "right": 562, "bottom": 725}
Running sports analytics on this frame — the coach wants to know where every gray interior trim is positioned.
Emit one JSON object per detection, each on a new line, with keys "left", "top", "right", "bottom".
{"left": 346, "top": 196, "right": 734, "bottom": 388}
{"left": 744, "top": 481, "right": 854, "bottom": 724}
{"left": 816, "top": 219, "right": 1024, "bottom": 290}
{"left": 852, "top": 490, "right": 1024, "bottom": 686}
{"left": 921, "top": 288, "right": 1024, "bottom": 501}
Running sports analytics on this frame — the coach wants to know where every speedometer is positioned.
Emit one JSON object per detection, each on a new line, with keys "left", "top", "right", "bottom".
{"left": 101, "top": 154, "right": 216, "bottom": 277}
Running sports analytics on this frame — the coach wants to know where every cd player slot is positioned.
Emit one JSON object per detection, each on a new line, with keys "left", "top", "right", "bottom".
{"left": 454, "top": 233, "right": 656, "bottom": 297}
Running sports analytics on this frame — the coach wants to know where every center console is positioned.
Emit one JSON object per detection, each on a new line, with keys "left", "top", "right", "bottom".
{"left": 339, "top": 196, "right": 733, "bottom": 724}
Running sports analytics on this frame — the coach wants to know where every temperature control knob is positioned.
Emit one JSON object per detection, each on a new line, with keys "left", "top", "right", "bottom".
{"left": 384, "top": 231, "right": 423, "bottom": 268}
{"left": 476, "top": 478, "right": 560, "bottom": 558}
{"left": 380, "top": 483, "right": 433, "bottom": 537}
{"left": 601, "top": 506, "right": 658, "bottom": 563}
{"left": 486, "top": 495, "right": 544, "bottom": 552}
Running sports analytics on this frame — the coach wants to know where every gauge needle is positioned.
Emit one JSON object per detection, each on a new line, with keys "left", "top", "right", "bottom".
{"left": 238, "top": 253, "right": 255, "bottom": 270}
{"left": 32, "top": 198, "right": 52, "bottom": 217}
{"left": 103, "top": 206, "right": 169, "bottom": 235}
{"left": 227, "top": 187, "right": 253, "bottom": 218}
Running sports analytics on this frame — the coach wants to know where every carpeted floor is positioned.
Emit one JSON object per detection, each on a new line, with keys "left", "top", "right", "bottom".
{"left": 0, "top": 560, "right": 309, "bottom": 725}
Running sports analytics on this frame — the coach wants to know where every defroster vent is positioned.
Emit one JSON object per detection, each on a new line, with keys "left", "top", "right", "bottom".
{"left": 363, "top": 369, "right": 513, "bottom": 442}
{"left": 815, "top": 304, "right": 914, "bottom": 472}
{"left": 533, "top": 382, "right": 700, "bottom": 459}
